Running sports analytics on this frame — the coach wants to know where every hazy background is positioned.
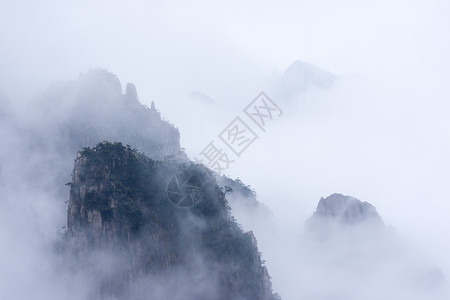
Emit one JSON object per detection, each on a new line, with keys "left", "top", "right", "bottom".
{"left": 1, "top": 0, "right": 450, "bottom": 299}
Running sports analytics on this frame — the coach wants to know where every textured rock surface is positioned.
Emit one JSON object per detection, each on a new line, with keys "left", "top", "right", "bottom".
{"left": 310, "top": 193, "right": 383, "bottom": 226}
{"left": 64, "top": 142, "right": 276, "bottom": 300}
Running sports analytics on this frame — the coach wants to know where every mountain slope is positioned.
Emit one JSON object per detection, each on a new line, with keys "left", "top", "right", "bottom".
{"left": 64, "top": 142, "right": 277, "bottom": 300}
{"left": 299, "top": 194, "right": 444, "bottom": 299}
{"left": 28, "top": 69, "right": 184, "bottom": 161}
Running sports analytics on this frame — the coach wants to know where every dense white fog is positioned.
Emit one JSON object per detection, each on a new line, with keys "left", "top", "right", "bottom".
{"left": 1, "top": 1, "right": 449, "bottom": 299}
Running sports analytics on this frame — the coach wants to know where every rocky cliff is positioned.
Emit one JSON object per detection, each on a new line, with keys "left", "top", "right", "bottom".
{"left": 303, "top": 193, "right": 444, "bottom": 294}
{"left": 310, "top": 193, "right": 383, "bottom": 226}
{"left": 306, "top": 193, "right": 384, "bottom": 240}
{"left": 29, "top": 69, "right": 184, "bottom": 161}
{"left": 64, "top": 142, "right": 276, "bottom": 300}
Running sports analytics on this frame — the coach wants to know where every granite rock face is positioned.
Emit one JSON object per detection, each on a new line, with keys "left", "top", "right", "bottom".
{"left": 64, "top": 142, "right": 276, "bottom": 300}
{"left": 311, "top": 193, "right": 383, "bottom": 226}
{"left": 306, "top": 193, "right": 384, "bottom": 240}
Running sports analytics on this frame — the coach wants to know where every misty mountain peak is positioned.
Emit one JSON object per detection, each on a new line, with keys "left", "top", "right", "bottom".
{"left": 30, "top": 70, "right": 185, "bottom": 161}
{"left": 278, "top": 60, "right": 335, "bottom": 99}
{"left": 64, "top": 142, "right": 277, "bottom": 299}
{"left": 189, "top": 90, "right": 216, "bottom": 105}
{"left": 311, "top": 193, "right": 383, "bottom": 226}
{"left": 78, "top": 68, "right": 123, "bottom": 98}
{"left": 125, "top": 82, "right": 138, "bottom": 100}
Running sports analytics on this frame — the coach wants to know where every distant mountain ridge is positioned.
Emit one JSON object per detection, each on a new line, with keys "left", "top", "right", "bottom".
{"left": 277, "top": 60, "right": 335, "bottom": 100}
{"left": 28, "top": 69, "right": 185, "bottom": 161}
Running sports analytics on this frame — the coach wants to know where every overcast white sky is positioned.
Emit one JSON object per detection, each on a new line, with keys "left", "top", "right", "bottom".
{"left": 1, "top": 1, "right": 450, "bottom": 299}
{"left": 1, "top": 0, "right": 448, "bottom": 99}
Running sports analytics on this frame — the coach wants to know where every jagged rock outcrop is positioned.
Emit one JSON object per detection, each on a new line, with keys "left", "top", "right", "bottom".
{"left": 310, "top": 193, "right": 383, "bottom": 226}
{"left": 29, "top": 69, "right": 185, "bottom": 161}
{"left": 64, "top": 142, "right": 276, "bottom": 300}
{"left": 304, "top": 193, "right": 444, "bottom": 294}
{"left": 306, "top": 193, "right": 384, "bottom": 239}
